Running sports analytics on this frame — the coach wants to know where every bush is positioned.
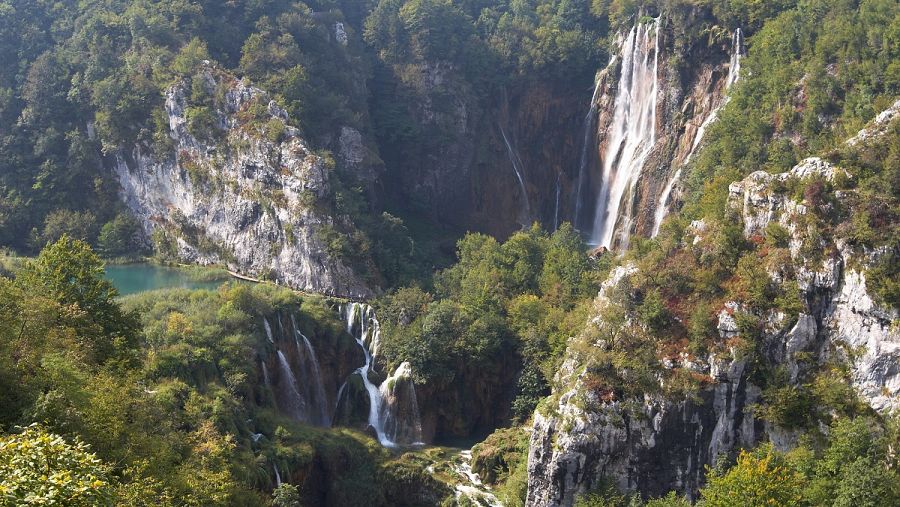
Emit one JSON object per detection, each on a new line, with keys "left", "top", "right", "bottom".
{"left": 700, "top": 445, "right": 806, "bottom": 507}
{"left": 184, "top": 106, "right": 218, "bottom": 140}
{"left": 0, "top": 425, "right": 114, "bottom": 507}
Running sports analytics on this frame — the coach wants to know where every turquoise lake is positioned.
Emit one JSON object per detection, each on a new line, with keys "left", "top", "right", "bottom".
{"left": 104, "top": 264, "right": 231, "bottom": 296}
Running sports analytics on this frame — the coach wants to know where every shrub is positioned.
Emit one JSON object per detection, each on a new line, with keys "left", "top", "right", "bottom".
{"left": 0, "top": 425, "right": 113, "bottom": 507}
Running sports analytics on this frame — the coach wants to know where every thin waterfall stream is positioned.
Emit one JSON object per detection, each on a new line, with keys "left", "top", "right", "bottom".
{"left": 499, "top": 124, "right": 532, "bottom": 226}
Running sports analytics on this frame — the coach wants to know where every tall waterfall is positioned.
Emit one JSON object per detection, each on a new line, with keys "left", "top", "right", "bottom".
{"left": 499, "top": 125, "right": 532, "bottom": 226}
{"left": 572, "top": 74, "right": 607, "bottom": 230}
{"left": 650, "top": 27, "right": 743, "bottom": 237}
{"left": 342, "top": 303, "right": 423, "bottom": 447}
{"left": 591, "top": 19, "right": 660, "bottom": 249}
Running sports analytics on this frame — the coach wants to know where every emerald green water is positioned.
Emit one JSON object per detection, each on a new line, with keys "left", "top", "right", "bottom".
{"left": 104, "top": 264, "right": 229, "bottom": 296}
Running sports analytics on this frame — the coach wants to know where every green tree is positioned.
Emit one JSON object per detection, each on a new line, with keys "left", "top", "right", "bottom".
{"left": 18, "top": 236, "right": 139, "bottom": 363}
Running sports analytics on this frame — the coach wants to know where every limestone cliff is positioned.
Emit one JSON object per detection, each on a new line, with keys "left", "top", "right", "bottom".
{"left": 525, "top": 105, "right": 900, "bottom": 506}
{"left": 113, "top": 65, "right": 371, "bottom": 298}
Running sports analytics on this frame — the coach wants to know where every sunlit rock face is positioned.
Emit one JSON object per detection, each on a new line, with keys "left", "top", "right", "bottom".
{"left": 113, "top": 64, "right": 371, "bottom": 298}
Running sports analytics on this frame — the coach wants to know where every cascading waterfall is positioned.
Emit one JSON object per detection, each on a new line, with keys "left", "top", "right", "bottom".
{"left": 499, "top": 125, "right": 532, "bottom": 226}
{"left": 341, "top": 303, "right": 423, "bottom": 447}
{"left": 343, "top": 303, "right": 391, "bottom": 446}
{"left": 650, "top": 27, "right": 743, "bottom": 236}
{"left": 379, "top": 362, "right": 424, "bottom": 445}
{"left": 572, "top": 69, "right": 608, "bottom": 231}
{"left": 276, "top": 350, "right": 307, "bottom": 421}
{"left": 591, "top": 18, "right": 660, "bottom": 249}
{"left": 650, "top": 166, "right": 681, "bottom": 236}
{"left": 274, "top": 464, "right": 282, "bottom": 487}
{"left": 290, "top": 315, "right": 329, "bottom": 426}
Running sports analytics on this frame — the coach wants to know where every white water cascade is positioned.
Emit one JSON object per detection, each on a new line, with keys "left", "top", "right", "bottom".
{"left": 726, "top": 28, "right": 743, "bottom": 88}
{"left": 263, "top": 317, "right": 274, "bottom": 343}
{"left": 499, "top": 125, "right": 532, "bottom": 226}
{"left": 650, "top": 28, "right": 743, "bottom": 236}
{"left": 342, "top": 303, "right": 423, "bottom": 447}
{"left": 591, "top": 19, "right": 660, "bottom": 249}
{"left": 451, "top": 450, "right": 502, "bottom": 507}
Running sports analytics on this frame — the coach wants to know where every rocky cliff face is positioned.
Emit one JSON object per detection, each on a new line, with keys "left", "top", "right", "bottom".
{"left": 525, "top": 105, "right": 900, "bottom": 506}
{"left": 113, "top": 65, "right": 371, "bottom": 298}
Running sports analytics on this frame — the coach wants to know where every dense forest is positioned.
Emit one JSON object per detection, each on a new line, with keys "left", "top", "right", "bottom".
{"left": 1, "top": 0, "right": 899, "bottom": 506}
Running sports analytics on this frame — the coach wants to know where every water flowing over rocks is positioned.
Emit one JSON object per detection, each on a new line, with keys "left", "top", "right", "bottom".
{"left": 112, "top": 65, "right": 370, "bottom": 298}
{"left": 340, "top": 303, "right": 424, "bottom": 447}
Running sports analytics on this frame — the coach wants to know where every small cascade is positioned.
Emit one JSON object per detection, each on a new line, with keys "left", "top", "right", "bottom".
{"left": 341, "top": 303, "right": 423, "bottom": 447}
{"left": 651, "top": 27, "right": 744, "bottom": 236}
{"left": 651, "top": 167, "right": 681, "bottom": 236}
{"left": 274, "top": 463, "right": 282, "bottom": 487}
{"left": 572, "top": 72, "right": 607, "bottom": 231}
{"left": 276, "top": 350, "right": 307, "bottom": 421}
{"left": 379, "top": 362, "right": 424, "bottom": 445}
{"left": 726, "top": 28, "right": 743, "bottom": 88}
{"left": 290, "top": 315, "right": 329, "bottom": 426}
{"left": 261, "top": 360, "right": 270, "bottom": 386}
{"left": 499, "top": 124, "right": 532, "bottom": 226}
{"left": 451, "top": 450, "right": 502, "bottom": 507}
{"left": 591, "top": 18, "right": 660, "bottom": 249}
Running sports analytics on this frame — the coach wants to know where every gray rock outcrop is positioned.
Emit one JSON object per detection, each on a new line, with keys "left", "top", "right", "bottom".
{"left": 113, "top": 65, "right": 371, "bottom": 298}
